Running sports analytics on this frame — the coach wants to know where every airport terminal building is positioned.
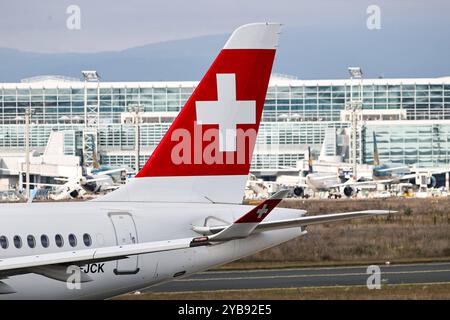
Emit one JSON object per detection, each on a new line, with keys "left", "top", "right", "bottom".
{"left": 1, "top": 74, "right": 450, "bottom": 178}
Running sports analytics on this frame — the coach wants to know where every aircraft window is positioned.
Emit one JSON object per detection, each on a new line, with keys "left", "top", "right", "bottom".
{"left": 55, "top": 234, "right": 64, "bottom": 247}
{"left": 27, "top": 235, "right": 36, "bottom": 248}
{"left": 0, "top": 236, "right": 8, "bottom": 249}
{"left": 83, "top": 233, "right": 92, "bottom": 247}
{"left": 68, "top": 234, "right": 77, "bottom": 247}
{"left": 41, "top": 235, "right": 50, "bottom": 248}
{"left": 13, "top": 235, "right": 22, "bottom": 249}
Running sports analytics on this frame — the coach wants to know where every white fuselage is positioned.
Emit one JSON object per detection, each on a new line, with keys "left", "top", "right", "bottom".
{"left": 0, "top": 201, "right": 305, "bottom": 299}
{"left": 305, "top": 174, "right": 341, "bottom": 192}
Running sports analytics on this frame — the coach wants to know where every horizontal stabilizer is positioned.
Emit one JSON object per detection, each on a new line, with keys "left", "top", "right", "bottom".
{"left": 255, "top": 210, "right": 392, "bottom": 232}
{"left": 194, "top": 210, "right": 392, "bottom": 236}
{"left": 207, "top": 189, "right": 289, "bottom": 241}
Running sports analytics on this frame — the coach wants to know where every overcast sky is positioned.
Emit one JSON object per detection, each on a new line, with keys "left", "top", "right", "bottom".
{"left": 1, "top": 0, "right": 449, "bottom": 53}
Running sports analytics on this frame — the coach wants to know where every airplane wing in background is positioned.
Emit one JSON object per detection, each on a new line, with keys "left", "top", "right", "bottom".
{"left": 92, "top": 168, "right": 128, "bottom": 176}
{"left": 330, "top": 179, "right": 397, "bottom": 188}
{"left": 375, "top": 166, "right": 410, "bottom": 173}
{"left": 309, "top": 174, "right": 339, "bottom": 181}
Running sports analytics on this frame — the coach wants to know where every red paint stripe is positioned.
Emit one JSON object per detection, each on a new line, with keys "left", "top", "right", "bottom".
{"left": 136, "top": 49, "right": 276, "bottom": 178}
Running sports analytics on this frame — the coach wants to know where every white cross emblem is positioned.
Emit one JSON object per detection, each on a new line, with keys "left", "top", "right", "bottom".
{"left": 256, "top": 204, "right": 269, "bottom": 219}
{"left": 195, "top": 73, "right": 256, "bottom": 152}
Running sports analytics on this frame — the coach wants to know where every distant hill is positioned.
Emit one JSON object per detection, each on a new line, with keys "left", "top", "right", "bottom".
{"left": 0, "top": 35, "right": 226, "bottom": 82}
{"left": 1, "top": 24, "right": 449, "bottom": 83}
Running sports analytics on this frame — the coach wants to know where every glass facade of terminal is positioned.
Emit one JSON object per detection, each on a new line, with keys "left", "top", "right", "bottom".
{"left": 1, "top": 77, "right": 450, "bottom": 170}
{"left": 362, "top": 122, "right": 450, "bottom": 167}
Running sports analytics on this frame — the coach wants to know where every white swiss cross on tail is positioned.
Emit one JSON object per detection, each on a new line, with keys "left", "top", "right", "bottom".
{"left": 195, "top": 73, "right": 256, "bottom": 152}
{"left": 256, "top": 204, "right": 269, "bottom": 219}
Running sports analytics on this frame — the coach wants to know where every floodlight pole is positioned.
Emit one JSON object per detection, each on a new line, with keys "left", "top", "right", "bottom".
{"left": 129, "top": 105, "right": 144, "bottom": 173}
{"left": 351, "top": 76, "right": 358, "bottom": 181}
{"left": 24, "top": 108, "right": 34, "bottom": 201}
{"left": 347, "top": 67, "right": 363, "bottom": 181}
{"left": 82, "top": 71, "right": 100, "bottom": 127}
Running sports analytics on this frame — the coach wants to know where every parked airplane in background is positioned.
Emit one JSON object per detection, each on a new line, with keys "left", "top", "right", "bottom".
{"left": 283, "top": 131, "right": 450, "bottom": 198}
{"left": 51, "top": 170, "right": 119, "bottom": 200}
{"left": 0, "top": 23, "right": 390, "bottom": 299}
{"left": 371, "top": 131, "right": 412, "bottom": 181}
{"left": 369, "top": 131, "right": 450, "bottom": 188}
{"left": 29, "top": 166, "right": 128, "bottom": 201}
{"left": 0, "top": 131, "right": 129, "bottom": 201}
{"left": 89, "top": 165, "right": 135, "bottom": 181}
{"left": 277, "top": 147, "right": 358, "bottom": 198}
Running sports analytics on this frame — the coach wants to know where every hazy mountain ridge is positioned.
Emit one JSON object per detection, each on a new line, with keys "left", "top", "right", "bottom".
{"left": 1, "top": 25, "right": 449, "bottom": 83}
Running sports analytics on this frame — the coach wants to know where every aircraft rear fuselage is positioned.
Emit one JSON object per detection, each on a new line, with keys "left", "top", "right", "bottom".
{"left": 0, "top": 201, "right": 304, "bottom": 299}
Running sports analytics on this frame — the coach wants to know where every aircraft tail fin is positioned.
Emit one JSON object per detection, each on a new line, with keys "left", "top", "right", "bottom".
{"left": 43, "top": 131, "right": 65, "bottom": 158}
{"left": 99, "top": 23, "right": 281, "bottom": 203}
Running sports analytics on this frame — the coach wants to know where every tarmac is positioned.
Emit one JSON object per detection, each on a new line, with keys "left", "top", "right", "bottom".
{"left": 144, "top": 262, "right": 450, "bottom": 292}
